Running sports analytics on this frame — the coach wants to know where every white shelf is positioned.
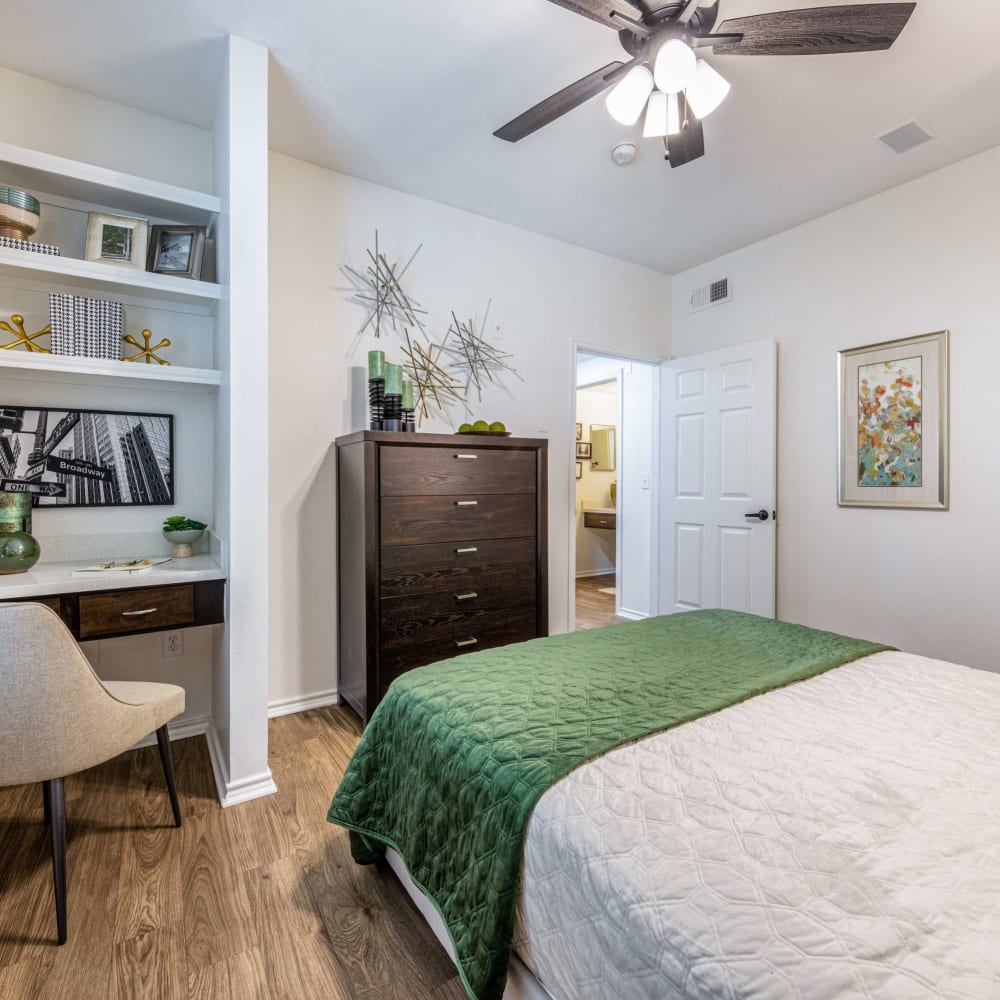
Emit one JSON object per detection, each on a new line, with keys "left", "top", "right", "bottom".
{"left": 0, "top": 351, "right": 221, "bottom": 393}
{"left": 0, "top": 141, "right": 220, "bottom": 226}
{"left": 0, "top": 246, "right": 221, "bottom": 310}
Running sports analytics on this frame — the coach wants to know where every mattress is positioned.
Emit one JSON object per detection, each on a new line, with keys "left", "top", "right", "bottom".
{"left": 511, "top": 650, "right": 1000, "bottom": 999}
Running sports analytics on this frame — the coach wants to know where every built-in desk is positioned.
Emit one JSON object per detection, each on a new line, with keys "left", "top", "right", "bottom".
{"left": 0, "top": 556, "right": 226, "bottom": 640}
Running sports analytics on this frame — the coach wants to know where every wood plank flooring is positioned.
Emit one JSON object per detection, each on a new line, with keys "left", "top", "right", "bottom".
{"left": 575, "top": 573, "right": 625, "bottom": 631}
{"left": 0, "top": 708, "right": 467, "bottom": 1000}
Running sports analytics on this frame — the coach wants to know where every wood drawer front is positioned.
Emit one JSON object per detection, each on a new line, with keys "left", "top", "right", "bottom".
{"left": 584, "top": 511, "right": 617, "bottom": 531}
{"left": 381, "top": 536, "right": 536, "bottom": 598}
{"left": 380, "top": 607, "right": 538, "bottom": 692}
{"left": 78, "top": 585, "right": 195, "bottom": 639}
{"left": 381, "top": 494, "right": 536, "bottom": 546}
{"left": 380, "top": 445, "right": 536, "bottom": 497}
{"left": 382, "top": 577, "right": 536, "bottom": 628}
{"left": 381, "top": 598, "right": 535, "bottom": 649}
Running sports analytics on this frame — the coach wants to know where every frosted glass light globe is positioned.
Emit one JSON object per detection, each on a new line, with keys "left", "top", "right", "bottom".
{"left": 654, "top": 39, "right": 697, "bottom": 94}
{"left": 605, "top": 65, "right": 654, "bottom": 126}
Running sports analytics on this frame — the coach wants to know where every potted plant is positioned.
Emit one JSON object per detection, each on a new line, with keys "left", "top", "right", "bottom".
{"left": 162, "top": 515, "right": 207, "bottom": 558}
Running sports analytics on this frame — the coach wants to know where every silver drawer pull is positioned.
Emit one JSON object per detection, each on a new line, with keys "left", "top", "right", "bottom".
{"left": 455, "top": 638, "right": 479, "bottom": 648}
{"left": 121, "top": 608, "right": 158, "bottom": 617}
{"left": 455, "top": 500, "right": 478, "bottom": 507}
{"left": 455, "top": 453, "right": 478, "bottom": 460}
{"left": 455, "top": 546, "right": 479, "bottom": 554}
{"left": 455, "top": 592, "right": 478, "bottom": 601}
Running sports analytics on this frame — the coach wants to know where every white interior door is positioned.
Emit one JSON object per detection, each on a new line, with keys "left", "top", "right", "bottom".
{"left": 659, "top": 339, "right": 776, "bottom": 617}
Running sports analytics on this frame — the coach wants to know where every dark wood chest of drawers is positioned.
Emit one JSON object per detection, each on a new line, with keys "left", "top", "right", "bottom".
{"left": 336, "top": 431, "right": 548, "bottom": 723}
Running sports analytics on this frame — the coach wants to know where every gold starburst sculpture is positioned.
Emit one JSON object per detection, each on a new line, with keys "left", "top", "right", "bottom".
{"left": 400, "top": 329, "right": 464, "bottom": 423}
{"left": 0, "top": 314, "right": 50, "bottom": 353}
{"left": 123, "top": 329, "right": 171, "bottom": 365}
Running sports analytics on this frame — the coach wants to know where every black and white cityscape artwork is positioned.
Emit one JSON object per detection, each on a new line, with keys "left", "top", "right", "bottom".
{"left": 0, "top": 406, "right": 174, "bottom": 507}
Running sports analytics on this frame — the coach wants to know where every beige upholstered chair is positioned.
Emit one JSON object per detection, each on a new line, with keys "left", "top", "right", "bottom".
{"left": 0, "top": 602, "right": 185, "bottom": 944}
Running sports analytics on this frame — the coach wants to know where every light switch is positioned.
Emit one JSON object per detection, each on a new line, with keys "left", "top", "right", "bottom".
{"left": 641, "top": 475, "right": 650, "bottom": 490}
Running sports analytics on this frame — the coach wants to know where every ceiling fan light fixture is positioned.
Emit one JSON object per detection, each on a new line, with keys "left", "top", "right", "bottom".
{"left": 605, "top": 65, "right": 654, "bottom": 126}
{"left": 642, "top": 90, "right": 681, "bottom": 138}
{"left": 685, "top": 60, "right": 730, "bottom": 120}
{"left": 653, "top": 38, "right": 697, "bottom": 95}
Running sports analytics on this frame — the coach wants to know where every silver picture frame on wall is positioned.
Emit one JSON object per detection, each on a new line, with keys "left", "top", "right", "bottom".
{"left": 838, "top": 330, "right": 949, "bottom": 510}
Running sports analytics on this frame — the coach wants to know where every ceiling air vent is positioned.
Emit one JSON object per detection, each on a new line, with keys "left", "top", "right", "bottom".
{"left": 877, "top": 121, "right": 935, "bottom": 155}
{"left": 689, "top": 277, "right": 731, "bottom": 313}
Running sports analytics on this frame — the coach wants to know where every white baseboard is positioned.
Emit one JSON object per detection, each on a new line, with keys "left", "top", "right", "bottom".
{"left": 132, "top": 713, "right": 211, "bottom": 750}
{"left": 576, "top": 568, "right": 616, "bottom": 579}
{"left": 203, "top": 718, "right": 278, "bottom": 808}
{"left": 617, "top": 607, "right": 649, "bottom": 621}
{"left": 267, "top": 688, "right": 341, "bottom": 718}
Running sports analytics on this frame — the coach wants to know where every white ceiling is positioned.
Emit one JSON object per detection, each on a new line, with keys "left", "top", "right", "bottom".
{"left": 4, "top": 0, "right": 1000, "bottom": 273}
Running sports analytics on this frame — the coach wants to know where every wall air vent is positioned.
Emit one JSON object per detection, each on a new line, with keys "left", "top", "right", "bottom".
{"left": 877, "top": 121, "right": 935, "bottom": 155}
{"left": 689, "top": 277, "right": 731, "bottom": 313}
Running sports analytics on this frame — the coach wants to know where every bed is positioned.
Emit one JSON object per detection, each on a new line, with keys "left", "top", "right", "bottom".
{"left": 328, "top": 611, "right": 1000, "bottom": 1000}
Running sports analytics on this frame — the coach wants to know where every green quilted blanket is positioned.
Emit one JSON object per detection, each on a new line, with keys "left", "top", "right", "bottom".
{"left": 327, "top": 610, "right": 891, "bottom": 1000}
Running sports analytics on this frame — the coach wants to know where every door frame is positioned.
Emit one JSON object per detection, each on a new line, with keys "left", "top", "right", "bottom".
{"left": 568, "top": 342, "right": 668, "bottom": 632}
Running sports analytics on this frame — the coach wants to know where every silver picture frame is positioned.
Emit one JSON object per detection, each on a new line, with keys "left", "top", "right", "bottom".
{"left": 147, "top": 225, "right": 207, "bottom": 280}
{"left": 85, "top": 212, "right": 149, "bottom": 270}
{"left": 837, "top": 330, "right": 949, "bottom": 510}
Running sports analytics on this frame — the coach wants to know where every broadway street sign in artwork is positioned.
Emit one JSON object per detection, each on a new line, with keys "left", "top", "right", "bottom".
{"left": 0, "top": 405, "right": 174, "bottom": 508}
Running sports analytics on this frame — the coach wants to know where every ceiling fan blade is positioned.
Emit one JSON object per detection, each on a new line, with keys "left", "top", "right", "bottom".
{"left": 667, "top": 97, "right": 705, "bottom": 168}
{"left": 713, "top": 3, "right": 916, "bottom": 55}
{"left": 494, "top": 61, "right": 629, "bottom": 142}
{"left": 544, "top": 0, "right": 648, "bottom": 31}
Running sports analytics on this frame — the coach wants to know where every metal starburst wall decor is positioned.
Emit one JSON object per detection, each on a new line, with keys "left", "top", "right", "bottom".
{"left": 400, "top": 329, "right": 465, "bottom": 424}
{"left": 440, "top": 300, "right": 522, "bottom": 403}
{"left": 340, "top": 230, "right": 427, "bottom": 351}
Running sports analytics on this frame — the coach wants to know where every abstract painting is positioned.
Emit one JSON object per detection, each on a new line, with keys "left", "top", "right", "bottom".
{"left": 839, "top": 331, "right": 948, "bottom": 509}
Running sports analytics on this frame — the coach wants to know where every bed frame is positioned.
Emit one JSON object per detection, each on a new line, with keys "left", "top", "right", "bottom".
{"left": 385, "top": 849, "right": 555, "bottom": 1000}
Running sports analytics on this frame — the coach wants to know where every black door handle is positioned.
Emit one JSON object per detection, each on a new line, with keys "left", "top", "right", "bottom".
{"left": 745, "top": 509, "right": 769, "bottom": 522}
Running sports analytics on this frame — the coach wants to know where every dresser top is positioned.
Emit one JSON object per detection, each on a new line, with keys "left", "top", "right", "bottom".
{"left": 335, "top": 431, "right": 548, "bottom": 449}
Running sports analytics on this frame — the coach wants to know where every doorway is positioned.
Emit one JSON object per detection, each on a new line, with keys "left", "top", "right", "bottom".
{"left": 571, "top": 349, "right": 660, "bottom": 632}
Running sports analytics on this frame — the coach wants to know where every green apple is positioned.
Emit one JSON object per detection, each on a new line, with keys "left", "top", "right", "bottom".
{"left": 489, "top": 421, "right": 506, "bottom": 433}
{"left": 472, "top": 419, "right": 490, "bottom": 432}
{"left": 458, "top": 422, "right": 473, "bottom": 433}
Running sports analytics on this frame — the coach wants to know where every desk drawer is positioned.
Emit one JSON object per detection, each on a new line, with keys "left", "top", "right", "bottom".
{"left": 380, "top": 446, "right": 536, "bottom": 496}
{"left": 381, "top": 494, "right": 535, "bottom": 546}
{"left": 78, "top": 585, "right": 195, "bottom": 639}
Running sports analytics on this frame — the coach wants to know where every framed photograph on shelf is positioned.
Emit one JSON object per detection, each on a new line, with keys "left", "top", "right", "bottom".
{"left": 85, "top": 212, "right": 148, "bottom": 269}
{"left": 576, "top": 461, "right": 583, "bottom": 480}
{"left": 576, "top": 441, "right": 591, "bottom": 460}
{"left": 0, "top": 406, "right": 174, "bottom": 508}
{"left": 147, "top": 225, "right": 207, "bottom": 280}
{"left": 838, "top": 330, "right": 949, "bottom": 510}
{"left": 575, "top": 422, "right": 583, "bottom": 441}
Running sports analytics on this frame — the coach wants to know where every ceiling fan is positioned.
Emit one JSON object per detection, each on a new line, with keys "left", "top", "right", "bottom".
{"left": 494, "top": 1, "right": 917, "bottom": 167}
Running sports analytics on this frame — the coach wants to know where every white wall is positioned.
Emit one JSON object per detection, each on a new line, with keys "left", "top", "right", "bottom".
{"left": 671, "top": 146, "right": 1000, "bottom": 673}
{"left": 269, "top": 152, "right": 671, "bottom": 708}
{"left": 575, "top": 384, "right": 618, "bottom": 577}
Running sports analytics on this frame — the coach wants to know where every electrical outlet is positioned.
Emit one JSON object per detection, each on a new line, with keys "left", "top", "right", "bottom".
{"left": 163, "top": 631, "right": 183, "bottom": 658}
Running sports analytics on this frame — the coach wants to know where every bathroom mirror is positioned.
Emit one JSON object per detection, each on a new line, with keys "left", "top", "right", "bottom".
{"left": 590, "top": 425, "right": 616, "bottom": 471}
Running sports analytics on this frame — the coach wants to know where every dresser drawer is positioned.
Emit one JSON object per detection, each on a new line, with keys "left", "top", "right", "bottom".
{"left": 380, "top": 445, "right": 536, "bottom": 496}
{"left": 381, "top": 536, "right": 536, "bottom": 598}
{"left": 382, "top": 577, "right": 536, "bottom": 628}
{"left": 381, "top": 494, "right": 535, "bottom": 546}
{"left": 380, "top": 607, "right": 538, "bottom": 691}
{"left": 583, "top": 511, "right": 616, "bottom": 530}
{"left": 78, "top": 585, "right": 195, "bottom": 639}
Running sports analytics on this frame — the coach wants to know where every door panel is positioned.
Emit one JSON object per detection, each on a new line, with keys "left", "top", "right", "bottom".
{"left": 660, "top": 340, "right": 776, "bottom": 618}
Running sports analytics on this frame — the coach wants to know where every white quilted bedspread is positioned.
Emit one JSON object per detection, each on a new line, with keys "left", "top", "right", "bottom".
{"left": 512, "top": 651, "right": 1000, "bottom": 1000}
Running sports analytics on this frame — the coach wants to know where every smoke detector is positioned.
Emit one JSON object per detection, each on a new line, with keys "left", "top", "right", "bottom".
{"left": 610, "top": 141, "right": 638, "bottom": 166}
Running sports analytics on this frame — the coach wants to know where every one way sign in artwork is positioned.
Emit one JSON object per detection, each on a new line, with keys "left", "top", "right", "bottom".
{"left": 1, "top": 479, "right": 66, "bottom": 498}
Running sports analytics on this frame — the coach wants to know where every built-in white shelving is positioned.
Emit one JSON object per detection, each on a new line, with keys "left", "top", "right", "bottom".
{"left": 0, "top": 246, "right": 221, "bottom": 310}
{"left": 0, "top": 350, "right": 221, "bottom": 392}
{"left": 0, "top": 141, "right": 220, "bottom": 226}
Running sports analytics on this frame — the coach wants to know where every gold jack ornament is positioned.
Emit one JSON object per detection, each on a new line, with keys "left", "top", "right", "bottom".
{"left": 0, "top": 314, "right": 50, "bottom": 353}
{"left": 123, "top": 329, "right": 171, "bottom": 365}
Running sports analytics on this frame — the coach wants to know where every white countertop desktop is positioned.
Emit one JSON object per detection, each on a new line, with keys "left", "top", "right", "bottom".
{"left": 0, "top": 554, "right": 225, "bottom": 601}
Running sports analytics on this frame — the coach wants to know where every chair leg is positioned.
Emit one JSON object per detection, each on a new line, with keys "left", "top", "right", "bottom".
{"left": 42, "top": 782, "right": 51, "bottom": 826}
{"left": 43, "top": 777, "right": 67, "bottom": 945}
{"left": 155, "top": 725, "right": 182, "bottom": 828}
